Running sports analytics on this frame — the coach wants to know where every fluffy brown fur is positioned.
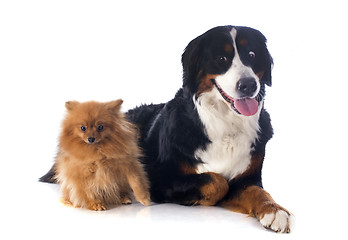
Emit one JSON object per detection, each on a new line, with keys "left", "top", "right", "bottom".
{"left": 54, "top": 99, "right": 150, "bottom": 211}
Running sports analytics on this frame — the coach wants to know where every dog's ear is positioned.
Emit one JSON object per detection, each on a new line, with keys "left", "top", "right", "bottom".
{"left": 106, "top": 99, "right": 123, "bottom": 112}
{"left": 65, "top": 101, "right": 79, "bottom": 111}
{"left": 257, "top": 30, "right": 273, "bottom": 87}
{"left": 181, "top": 35, "right": 202, "bottom": 95}
{"left": 262, "top": 54, "right": 273, "bottom": 87}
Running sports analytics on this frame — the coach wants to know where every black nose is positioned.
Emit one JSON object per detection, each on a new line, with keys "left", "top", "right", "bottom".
{"left": 88, "top": 137, "right": 95, "bottom": 143}
{"left": 237, "top": 77, "right": 257, "bottom": 97}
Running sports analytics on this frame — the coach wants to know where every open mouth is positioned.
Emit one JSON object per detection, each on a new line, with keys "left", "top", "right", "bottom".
{"left": 211, "top": 79, "right": 259, "bottom": 116}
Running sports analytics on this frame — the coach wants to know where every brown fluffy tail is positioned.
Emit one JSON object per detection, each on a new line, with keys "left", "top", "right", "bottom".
{"left": 39, "top": 164, "right": 57, "bottom": 183}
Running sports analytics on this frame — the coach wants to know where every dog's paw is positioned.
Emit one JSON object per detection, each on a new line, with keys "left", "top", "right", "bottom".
{"left": 88, "top": 202, "right": 106, "bottom": 211}
{"left": 134, "top": 190, "right": 151, "bottom": 206}
{"left": 198, "top": 172, "right": 229, "bottom": 206}
{"left": 259, "top": 209, "right": 294, "bottom": 233}
{"left": 138, "top": 196, "right": 151, "bottom": 206}
{"left": 121, "top": 196, "right": 133, "bottom": 205}
{"left": 60, "top": 198, "right": 74, "bottom": 207}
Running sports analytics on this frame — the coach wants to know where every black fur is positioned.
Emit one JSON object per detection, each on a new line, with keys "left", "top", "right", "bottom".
{"left": 127, "top": 89, "right": 213, "bottom": 204}
{"left": 127, "top": 25, "right": 274, "bottom": 204}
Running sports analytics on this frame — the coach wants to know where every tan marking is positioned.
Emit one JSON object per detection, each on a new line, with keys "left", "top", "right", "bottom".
{"left": 224, "top": 44, "right": 234, "bottom": 54}
{"left": 256, "top": 71, "right": 265, "bottom": 80}
{"left": 198, "top": 172, "right": 229, "bottom": 206}
{"left": 197, "top": 73, "right": 217, "bottom": 96}
{"left": 181, "top": 163, "right": 197, "bottom": 175}
{"left": 220, "top": 186, "right": 292, "bottom": 225}
{"left": 239, "top": 38, "right": 248, "bottom": 46}
{"left": 234, "top": 153, "right": 264, "bottom": 181}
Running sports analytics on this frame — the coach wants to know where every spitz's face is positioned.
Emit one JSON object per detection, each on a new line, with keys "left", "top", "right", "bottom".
{"left": 63, "top": 100, "right": 123, "bottom": 146}
{"left": 77, "top": 121, "right": 105, "bottom": 144}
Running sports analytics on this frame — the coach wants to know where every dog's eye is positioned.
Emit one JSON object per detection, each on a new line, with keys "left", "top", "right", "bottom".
{"left": 81, "top": 126, "right": 87, "bottom": 132}
{"left": 97, "top": 125, "right": 104, "bottom": 132}
{"left": 249, "top": 51, "right": 256, "bottom": 59}
{"left": 219, "top": 56, "right": 228, "bottom": 62}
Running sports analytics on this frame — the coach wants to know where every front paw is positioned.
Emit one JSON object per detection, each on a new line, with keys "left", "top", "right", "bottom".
{"left": 121, "top": 196, "right": 133, "bottom": 205}
{"left": 134, "top": 190, "right": 151, "bottom": 206}
{"left": 137, "top": 194, "right": 151, "bottom": 206}
{"left": 259, "top": 208, "right": 294, "bottom": 233}
{"left": 88, "top": 202, "right": 107, "bottom": 211}
{"left": 60, "top": 198, "right": 74, "bottom": 207}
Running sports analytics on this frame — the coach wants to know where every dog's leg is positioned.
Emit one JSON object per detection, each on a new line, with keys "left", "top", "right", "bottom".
{"left": 196, "top": 172, "right": 229, "bottom": 206}
{"left": 128, "top": 177, "right": 151, "bottom": 206}
{"left": 151, "top": 171, "right": 228, "bottom": 206}
{"left": 126, "top": 165, "right": 151, "bottom": 206}
{"left": 220, "top": 185, "right": 294, "bottom": 233}
{"left": 59, "top": 182, "right": 107, "bottom": 211}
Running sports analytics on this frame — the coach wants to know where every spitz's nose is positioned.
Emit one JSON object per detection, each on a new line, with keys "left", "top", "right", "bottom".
{"left": 88, "top": 137, "right": 95, "bottom": 143}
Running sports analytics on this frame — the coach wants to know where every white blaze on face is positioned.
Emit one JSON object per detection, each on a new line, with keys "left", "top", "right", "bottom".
{"left": 213, "top": 28, "right": 261, "bottom": 116}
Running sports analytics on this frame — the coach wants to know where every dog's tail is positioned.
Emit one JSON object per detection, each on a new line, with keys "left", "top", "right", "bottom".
{"left": 39, "top": 164, "right": 57, "bottom": 183}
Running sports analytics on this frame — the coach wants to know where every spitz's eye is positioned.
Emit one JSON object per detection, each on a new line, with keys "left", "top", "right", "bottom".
{"left": 97, "top": 125, "right": 104, "bottom": 132}
{"left": 81, "top": 126, "right": 87, "bottom": 132}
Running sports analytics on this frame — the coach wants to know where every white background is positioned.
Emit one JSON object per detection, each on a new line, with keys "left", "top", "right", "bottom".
{"left": 1, "top": 0, "right": 347, "bottom": 239}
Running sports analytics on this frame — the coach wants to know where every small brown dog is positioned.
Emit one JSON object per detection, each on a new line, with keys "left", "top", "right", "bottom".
{"left": 53, "top": 99, "right": 150, "bottom": 210}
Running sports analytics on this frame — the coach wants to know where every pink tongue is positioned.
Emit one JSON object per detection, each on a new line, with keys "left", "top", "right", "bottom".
{"left": 234, "top": 98, "right": 259, "bottom": 116}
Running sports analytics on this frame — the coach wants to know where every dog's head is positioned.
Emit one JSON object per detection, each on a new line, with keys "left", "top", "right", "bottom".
{"left": 63, "top": 100, "right": 124, "bottom": 145}
{"left": 182, "top": 26, "right": 273, "bottom": 116}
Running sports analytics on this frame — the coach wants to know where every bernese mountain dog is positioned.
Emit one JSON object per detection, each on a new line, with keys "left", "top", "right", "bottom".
{"left": 126, "top": 25, "right": 294, "bottom": 233}
{"left": 40, "top": 25, "right": 294, "bottom": 233}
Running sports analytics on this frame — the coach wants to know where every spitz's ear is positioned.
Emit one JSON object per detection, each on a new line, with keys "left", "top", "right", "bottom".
{"left": 65, "top": 101, "right": 80, "bottom": 111}
{"left": 106, "top": 99, "right": 123, "bottom": 113}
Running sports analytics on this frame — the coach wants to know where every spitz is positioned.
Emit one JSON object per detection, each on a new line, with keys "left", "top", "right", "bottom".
{"left": 48, "top": 99, "right": 150, "bottom": 210}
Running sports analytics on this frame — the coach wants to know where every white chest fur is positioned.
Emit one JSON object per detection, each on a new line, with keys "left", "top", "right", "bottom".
{"left": 194, "top": 90, "right": 262, "bottom": 181}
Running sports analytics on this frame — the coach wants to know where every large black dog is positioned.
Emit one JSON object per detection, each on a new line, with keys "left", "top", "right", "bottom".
{"left": 41, "top": 26, "right": 294, "bottom": 233}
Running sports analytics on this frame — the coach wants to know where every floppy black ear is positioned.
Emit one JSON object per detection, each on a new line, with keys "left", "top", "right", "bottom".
{"left": 181, "top": 35, "right": 202, "bottom": 95}
{"left": 250, "top": 27, "right": 273, "bottom": 87}
{"left": 263, "top": 53, "right": 273, "bottom": 87}
{"left": 258, "top": 31, "right": 273, "bottom": 87}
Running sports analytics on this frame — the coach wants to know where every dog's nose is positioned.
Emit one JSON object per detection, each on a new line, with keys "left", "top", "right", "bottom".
{"left": 237, "top": 77, "right": 257, "bottom": 97}
{"left": 88, "top": 137, "right": 95, "bottom": 143}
